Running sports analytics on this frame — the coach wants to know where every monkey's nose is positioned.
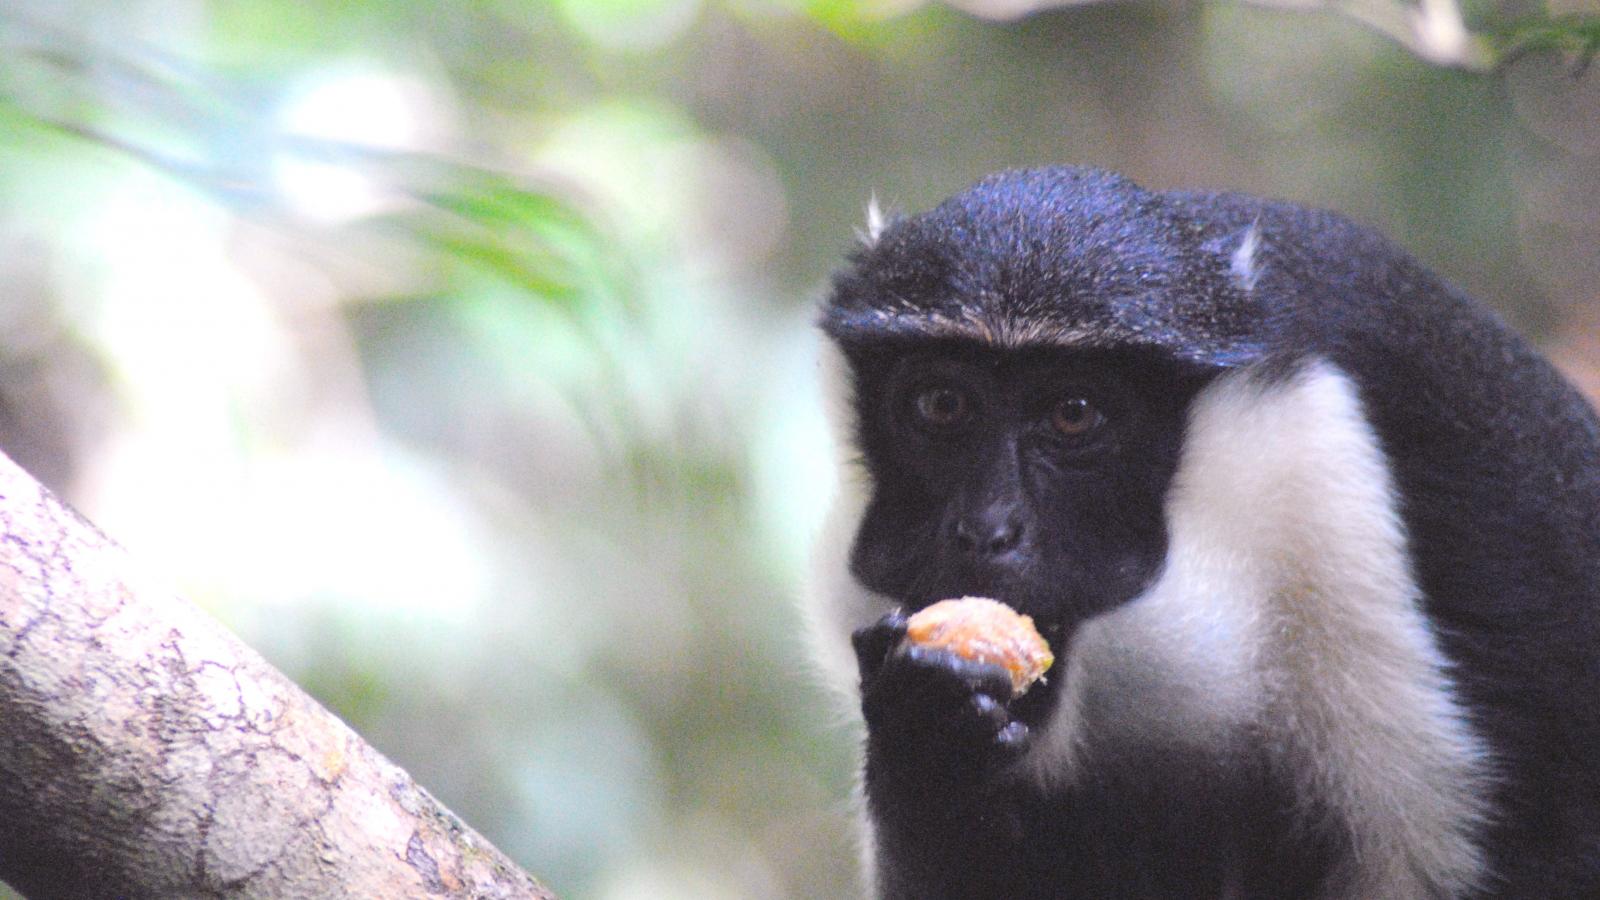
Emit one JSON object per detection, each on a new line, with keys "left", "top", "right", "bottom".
{"left": 952, "top": 508, "right": 1025, "bottom": 558}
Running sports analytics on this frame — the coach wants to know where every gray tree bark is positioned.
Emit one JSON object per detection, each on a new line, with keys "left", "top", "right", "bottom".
{"left": 0, "top": 449, "right": 555, "bottom": 900}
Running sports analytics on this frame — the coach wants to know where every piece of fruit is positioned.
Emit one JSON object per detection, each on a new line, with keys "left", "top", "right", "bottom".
{"left": 904, "top": 596, "right": 1054, "bottom": 695}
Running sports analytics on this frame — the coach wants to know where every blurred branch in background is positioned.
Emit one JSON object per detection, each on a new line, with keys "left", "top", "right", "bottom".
{"left": 947, "top": 0, "right": 1597, "bottom": 71}
{"left": 1238, "top": 0, "right": 1491, "bottom": 68}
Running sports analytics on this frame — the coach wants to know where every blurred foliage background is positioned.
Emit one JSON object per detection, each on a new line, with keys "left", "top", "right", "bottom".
{"left": 0, "top": 0, "right": 1596, "bottom": 897}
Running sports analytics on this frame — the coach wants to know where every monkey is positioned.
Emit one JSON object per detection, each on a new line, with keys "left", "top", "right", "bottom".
{"left": 807, "top": 167, "right": 1600, "bottom": 899}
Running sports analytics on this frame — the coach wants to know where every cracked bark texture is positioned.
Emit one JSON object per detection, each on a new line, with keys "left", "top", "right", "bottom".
{"left": 0, "top": 450, "right": 555, "bottom": 900}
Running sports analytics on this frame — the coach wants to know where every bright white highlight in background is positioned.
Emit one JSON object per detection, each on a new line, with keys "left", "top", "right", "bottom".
{"left": 67, "top": 149, "right": 488, "bottom": 633}
{"left": 272, "top": 68, "right": 441, "bottom": 225}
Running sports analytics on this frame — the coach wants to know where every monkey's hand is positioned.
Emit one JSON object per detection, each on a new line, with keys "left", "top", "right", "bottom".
{"left": 853, "top": 611, "right": 1032, "bottom": 896}
{"left": 852, "top": 610, "right": 1030, "bottom": 772}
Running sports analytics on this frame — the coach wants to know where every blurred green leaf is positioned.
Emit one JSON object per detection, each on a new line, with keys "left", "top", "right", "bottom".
{"left": 404, "top": 178, "right": 597, "bottom": 303}
{"left": 1492, "top": 14, "right": 1600, "bottom": 73}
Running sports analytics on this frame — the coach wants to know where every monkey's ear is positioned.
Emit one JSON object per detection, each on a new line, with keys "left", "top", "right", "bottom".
{"left": 856, "top": 193, "right": 892, "bottom": 247}
{"left": 1228, "top": 221, "right": 1263, "bottom": 292}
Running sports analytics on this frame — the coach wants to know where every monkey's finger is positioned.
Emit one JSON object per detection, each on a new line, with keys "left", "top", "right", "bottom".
{"left": 995, "top": 721, "right": 1029, "bottom": 750}
{"left": 970, "top": 692, "right": 1011, "bottom": 729}
{"left": 894, "top": 645, "right": 1017, "bottom": 705}
{"left": 852, "top": 609, "right": 909, "bottom": 684}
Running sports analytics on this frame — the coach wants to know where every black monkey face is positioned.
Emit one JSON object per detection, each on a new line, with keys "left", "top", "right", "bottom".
{"left": 845, "top": 341, "right": 1209, "bottom": 649}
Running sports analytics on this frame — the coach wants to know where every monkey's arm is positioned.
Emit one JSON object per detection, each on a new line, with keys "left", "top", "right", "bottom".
{"left": 853, "top": 611, "right": 1034, "bottom": 899}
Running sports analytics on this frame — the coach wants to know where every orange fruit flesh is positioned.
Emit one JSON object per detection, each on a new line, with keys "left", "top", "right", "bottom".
{"left": 904, "top": 596, "right": 1055, "bottom": 695}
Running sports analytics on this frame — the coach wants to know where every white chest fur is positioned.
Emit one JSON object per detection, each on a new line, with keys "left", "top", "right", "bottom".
{"left": 1024, "top": 361, "right": 1492, "bottom": 897}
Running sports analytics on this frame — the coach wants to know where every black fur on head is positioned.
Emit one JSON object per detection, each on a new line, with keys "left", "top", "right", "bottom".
{"left": 819, "top": 168, "right": 1277, "bottom": 672}
{"left": 821, "top": 167, "right": 1264, "bottom": 655}
{"left": 822, "top": 167, "right": 1265, "bottom": 367}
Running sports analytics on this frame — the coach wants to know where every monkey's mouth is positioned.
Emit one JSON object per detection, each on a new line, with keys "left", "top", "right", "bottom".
{"left": 899, "top": 587, "right": 1070, "bottom": 638}
{"left": 1034, "top": 618, "right": 1070, "bottom": 657}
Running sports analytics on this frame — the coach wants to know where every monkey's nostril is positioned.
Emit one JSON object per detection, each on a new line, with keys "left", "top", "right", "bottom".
{"left": 987, "top": 521, "right": 1022, "bottom": 555}
{"left": 954, "top": 515, "right": 1024, "bottom": 558}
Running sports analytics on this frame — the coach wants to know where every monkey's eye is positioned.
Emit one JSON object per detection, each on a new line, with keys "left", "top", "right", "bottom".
{"left": 1051, "top": 396, "right": 1104, "bottom": 437}
{"left": 912, "top": 385, "right": 973, "bottom": 430}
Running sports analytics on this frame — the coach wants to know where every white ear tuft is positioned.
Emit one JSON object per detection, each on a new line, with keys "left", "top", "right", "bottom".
{"left": 857, "top": 193, "right": 889, "bottom": 247}
{"left": 1229, "top": 222, "right": 1262, "bottom": 291}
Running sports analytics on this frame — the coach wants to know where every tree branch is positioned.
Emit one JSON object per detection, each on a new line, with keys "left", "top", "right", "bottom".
{"left": 1238, "top": 0, "right": 1493, "bottom": 69}
{"left": 0, "top": 449, "right": 554, "bottom": 899}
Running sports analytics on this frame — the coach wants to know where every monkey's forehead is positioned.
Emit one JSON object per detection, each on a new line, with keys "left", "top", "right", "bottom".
{"left": 823, "top": 167, "right": 1269, "bottom": 366}
{"left": 825, "top": 273, "right": 1260, "bottom": 365}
